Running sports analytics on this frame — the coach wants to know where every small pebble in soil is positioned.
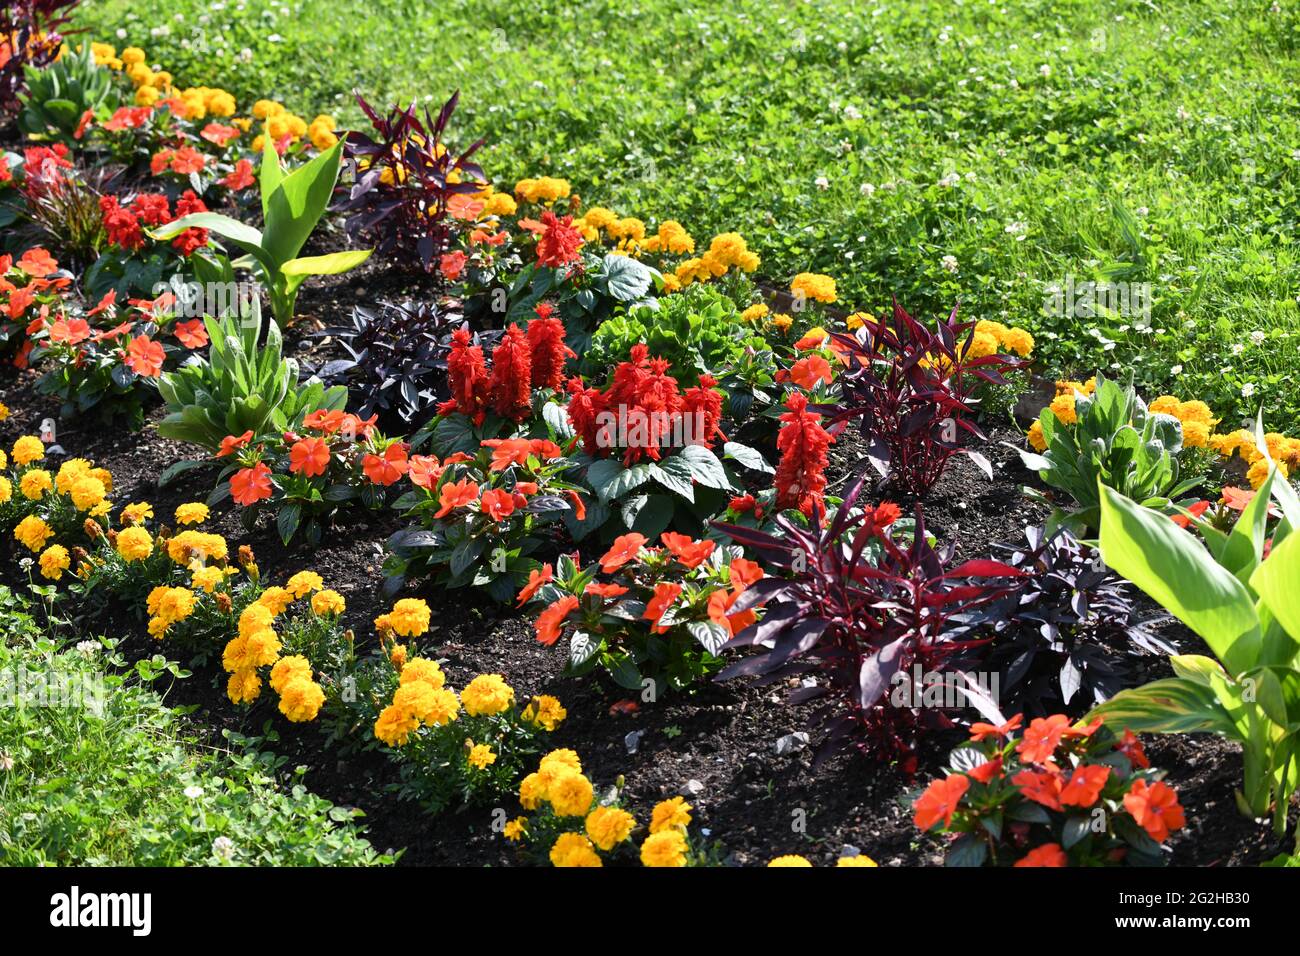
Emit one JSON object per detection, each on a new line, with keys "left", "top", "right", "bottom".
{"left": 681, "top": 779, "right": 705, "bottom": 797}
{"left": 624, "top": 730, "right": 645, "bottom": 754}
{"left": 775, "top": 731, "right": 810, "bottom": 755}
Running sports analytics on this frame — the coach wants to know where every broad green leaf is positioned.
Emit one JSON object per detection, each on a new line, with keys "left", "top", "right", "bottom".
{"left": 1099, "top": 483, "right": 1260, "bottom": 675}
{"left": 1088, "top": 678, "right": 1236, "bottom": 736}
{"left": 280, "top": 249, "right": 374, "bottom": 276}
{"left": 1250, "top": 530, "right": 1300, "bottom": 645}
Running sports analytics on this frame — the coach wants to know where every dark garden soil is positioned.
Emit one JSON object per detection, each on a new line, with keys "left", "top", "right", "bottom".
{"left": 0, "top": 263, "right": 1292, "bottom": 868}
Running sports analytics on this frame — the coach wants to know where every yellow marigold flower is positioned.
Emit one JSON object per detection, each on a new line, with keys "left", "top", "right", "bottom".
{"left": 126, "top": 62, "right": 152, "bottom": 88}
{"left": 468, "top": 743, "right": 497, "bottom": 769}
{"left": 388, "top": 597, "right": 431, "bottom": 637}
{"left": 649, "top": 796, "right": 692, "bottom": 834}
{"left": 374, "top": 704, "right": 419, "bottom": 746}
{"left": 54, "top": 458, "right": 90, "bottom": 493}
{"left": 167, "top": 530, "right": 227, "bottom": 564}
{"left": 964, "top": 329, "right": 999, "bottom": 359}
{"left": 278, "top": 677, "right": 325, "bottom": 722}
{"left": 409, "top": 685, "right": 459, "bottom": 726}
{"left": 1048, "top": 393, "right": 1078, "bottom": 426}
{"left": 548, "top": 770, "right": 594, "bottom": 817}
{"left": 0, "top": 476, "right": 11, "bottom": 504}
{"left": 550, "top": 832, "right": 602, "bottom": 868}
{"left": 90, "top": 42, "right": 116, "bottom": 65}
{"left": 374, "top": 612, "right": 393, "bottom": 634}
{"left": 484, "top": 192, "right": 517, "bottom": 217}
{"left": 155, "top": 587, "right": 196, "bottom": 625}
{"left": 1248, "top": 457, "right": 1287, "bottom": 490}
{"left": 790, "top": 272, "right": 837, "bottom": 304}
{"left": 846, "top": 311, "right": 872, "bottom": 331}
{"left": 311, "top": 588, "right": 345, "bottom": 616}
{"left": 135, "top": 86, "right": 160, "bottom": 108}
{"left": 13, "top": 436, "right": 45, "bottom": 466}
{"left": 652, "top": 219, "right": 694, "bottom": 255}
{"left": 519, "top": 772, "right": 547, "bottom": 810}
{"left": 769, "top": 854, "right": 813, "bottom": 867}
{"left": 205, "top": 90, "right": 236, "bottom": 117}
{"left": 150, "top": 71, "right": 172, "bottom": 90}
{"left": 309, "top": 125, "right": 338, "bottom": 150}
{"left": 20, "top": 469, "right": 52, "bottom": 500}
{"left": 1002, "top": 327, "right": 1034, "bottom": 357}
{"left": 286, "top": 570, "right": 324, "bottom": 598}
{"left": 90, "top": 468, "right": 112, "bottom": 492}
{"left": 257, "top": 586, "right": 294, "bottom": 616}
{"left": 503, "top": 817, "right": 527, "bottom": 841}
{"left": 522, "top": 694, "right": 566, "bottom": 731}
{"left": 0, "top": 401, "right": 8, "bottom": 422}
{"left": 389, "top": 643, "right": 407, "bottom": 669}
{"left": 1148, "top": 395, "right": 1181, "bottom": 417}
{"left": 582, "top": 206, "right": 617, "bottom": 230}
{"left": 608, "top": 217, "right": 646, "bottom": 241}
{"left": 14, "top": 515, "right": 53, "bottom": 552}
{"left": 227, "top": 669, "right": 262, "bottom": 705}
{"left": 120, "top": 46, "right": 146, "bottom": 66}
{"left": 640, "top": 829, "right": 688, "bottom": 867}
{"left": 191, "top": 564, "right": 225, "bottom": 593}
{"left": 540, "top": 748, "right": 583, "bottom": 782}
{"left": 398, "top": 657, "right": 445, "bottom": 690}
{"left": 837, "top": 854, "right": 878, "bottom": 867}
{"left": 460, "top": 673, "right": 514, "bottom": 717}
{"left": 585, "top": 806, "right": 635, "bottom": 851}
{"left": 39, "top": 545, "right": 70, "bottom": 581}
{"left": 148, "top": 616, "right": 169, "bottom": 639}
{"left": 741, "top": 303, "right": 770, "bottom": 323}
{"left": 660, "top": 274, "right": 682, "bottom": 294}
{"left": 270, "top": 655, "right": 313, "bottom": 694}
{"left": 1027, "top": 420, "right": 1047, "bottom": 453}
{"left": 116, "top": 526, "right": 153, "bottom": 562}
{"left": 238, "top": 603, "right": 275, "bottom": 639}
{"left": 1182, "top": 420, "right": 1210, "bottom": 449}
{"left": 174, "top": 502, "right": 208, "bottom": 525}
{"left": 1175, "top": 400, "right": 1214, "bottom": 427}
{"left": 252, "top": 99, "right": 284, "bottom": 120}
{"left": 251, "top": 134, "right": 267, "bottom": 154}
{"left": 771, "top": 313, "right": 793, "bottom": 332}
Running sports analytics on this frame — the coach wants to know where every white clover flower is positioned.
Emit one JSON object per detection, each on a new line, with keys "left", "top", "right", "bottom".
{"left": 814, "top": 176, "right": 830, "bottom": 190}
{"left": 937, "top": 172, "right": 959, "bottom": 188}
{"left": 1039, "top": 64, "right": 1051, "bottom": 77}
{"left": 76, "top": 640, "right": 99, "bottom": 658}
{"left": 1242, "top": 382, "right": 1257, "bottom": 398}
{"left": 183, "top": 785, "right": 204, "bottom": 800}
{"left": 0, "top": 753, "right": 13, "bottom": 772}
{"left": 212, "top": 836, "right": 235, "bottom": 861}
{"left": 1170, "top": 364, "right": 1183, "bottom": 376}
{"left": 940, "top": 255, "right": 959, "bottom": 273}
{"left": 1250, "top": 330, "right": 1267, "bottom": 346}
{"left": 859, "top": 183, "right": 875, "bottom": 196}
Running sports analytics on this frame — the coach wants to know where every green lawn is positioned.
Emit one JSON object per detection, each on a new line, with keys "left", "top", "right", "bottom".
{"left": 72, "top": 0, "right": 1300, "bottom": 428}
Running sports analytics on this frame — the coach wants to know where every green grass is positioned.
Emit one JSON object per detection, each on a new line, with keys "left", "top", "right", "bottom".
{"left": 0, "top": 587, "right": 392, "bottom": 865}
{"left": 71, "top": 0, "right": 1300, "bottom": 428}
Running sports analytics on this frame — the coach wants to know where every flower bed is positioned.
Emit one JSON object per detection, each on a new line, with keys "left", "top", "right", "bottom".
{"left": 1, "top": 14, "right": 1298, "bottom": 869}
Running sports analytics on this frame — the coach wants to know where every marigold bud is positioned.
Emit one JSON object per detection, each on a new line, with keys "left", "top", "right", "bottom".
{"left": 214, "top": 592, "right": 233, "bottom": 614}
{"left": 84, "top": 519, "right": 104, "bottom": 541}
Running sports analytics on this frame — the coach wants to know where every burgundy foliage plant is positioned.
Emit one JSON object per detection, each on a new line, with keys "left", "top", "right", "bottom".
{"left": 1, "top": 1, "right": 82, "bottom": 115}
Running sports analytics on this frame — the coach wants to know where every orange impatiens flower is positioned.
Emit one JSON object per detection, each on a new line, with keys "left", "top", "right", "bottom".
{"left": 434, "top": 477, "right": 480, "bottom": 518}
{"left": 643, "top": 582, "right": 683, "bottom": 634}
{"left": 967, "top": 755, "right": 1003, "bottom": 784}
{"left": 585, "top": 582, "right": 628, "bottom": 599}
{"left": 125, "top": 335, "right": 165, "bottom": 377}
{"left": 660, "top": 531, "right": 715, "bottom": 570}
{"left": 408, "top": 454, "right": 446, "bottom": 490}
{"left": 535, "top": 595, "right": 579, "bottom": 646}
{"left": 1016, "top": 714, "right": 1072, "bottom": 765}
{"left": 707, "top": 586, "right": 757, "bottom": 636}
{"left": 1011, "top": 768, "right": 1062, "bottom": 811}
{"left": 1117, "top": 730, "right": 1150, "bottom": 769}
{"left": 174, "top": 319, "right": 209, "bottom": 349}
{"left": 482, "top": 438, "right": 534, "bottom": 471}
{"left": 969, "top": 714, "right": 1023, "bottom": 742}
{"left": 1059, "top": 764, "right": 1110, "bottom": 807}
{"left": 515, "top": 564, "right": 553, "bottom": 606}
{"left": 289, "top": 437, "right": 331, "bottom": 477}
{"left": 479, "top": 488, "right": 516, "bottom": 522}
{"left": 18, "top": 247, "right": 59, "bottom": 277}
{"left": 230, "top": 461, "right": 273, "bottom": 506}
{"left": 728, "top": 557, "right": 764, "bottom": 589}
{"left": 599, "top": 533, "right": 646, "bottom": 573}
{"left": 49, "top": 317, "right": 91, "bottom": 346}
{"left": 787, "top": 354, "right": 834, "bottom": 390}
{"left": 218, "top": 430, "right": 254, "bottom": 457}
{"left": 1123, "top": 779, "right": 1186, "bottom": 843}
{"left": 912, "top": 773, "right": 970, "bottom": 831}
{"left": 1014, "top": 843, "right": 1068, "bottom": 867}
{"left": 362, "top": 443, "right": 408, "bottom": 486}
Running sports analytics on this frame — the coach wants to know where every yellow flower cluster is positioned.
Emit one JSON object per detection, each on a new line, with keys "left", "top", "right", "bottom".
{"left": 521, "top": 694, "right": 567, "bottom": 731}
{"left": 1148, "top": 395, "right": 1217, "bottom": 449}
{"left": 269, "top": 655, "right": 325, "bottom": 723}
{"left": 514, "top": 177, "right": 571, "bottom": 205}
{"left": 223, "top": 603, "right": 283, "bottom": 703}
{"left": 790, "top": 272, "right": 837, "bottom": 305}
{"left": 146, "top": 585, "right": 197, "bottom": 638}
{"left": 640, "top": 220, "right": 695, "bottom": 256}
{"left": 1028, "top": 378, "right": 1097, "bottom": 451}
{"left": 767, "top": 853, "right": 878, "bottom": 867}
{"left": 174, "top": 502, "right": 209, "bottom": 526}
{"left": 640, "top": 796, "right": 692, "bottom": 867}
{"left": 13, "top": 515, "right": 53, "bottom": 552}
{"left": 116, "top": 526, "right": 153, "bottom": 562}
{"left": 1210, "top": 429, "right": 1300, "bottom": 489}
{"left": 373, "top": 655, "right": 460, "bottom": 746}
{"left": 741, "top": 302, "right": 769, "bottom": 323}
{"left": 461, "top": 673, "right": 514, "bottom": 716}
{"left": 969, "top": 319, "right": 1034, "bottom": 359}
{"left": 674, "top": 232, "right": 760, "bottom": 287}
{"left": 39, "top": 544, "right": 70, "bottom": 581}
{"left": 375, "top": 597, "right": 431, "bottom": 638}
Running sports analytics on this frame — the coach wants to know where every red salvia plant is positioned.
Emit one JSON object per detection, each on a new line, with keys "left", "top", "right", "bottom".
{"left": 526, "top": 302, "right": 573, "bottom": 390}
{"left": 823, "top": 300, "right": 1024, "bottom": 497}
{"left": 339, "top": 89, "right": 486, "bottom": 274}
{"left": 713, "top": 473, "right": 1021, "bottom": 768}
{"left": 535, "top": 209, "right": 584, "bottom": 270}
{"left": 487, "top": 323, "right": 533, "bottom": 422}
{"left": 773, "top": 391, "right": 834, "bottom": 516}
{"left": 0, "top": 1, "right": 81, "bottom": 115}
